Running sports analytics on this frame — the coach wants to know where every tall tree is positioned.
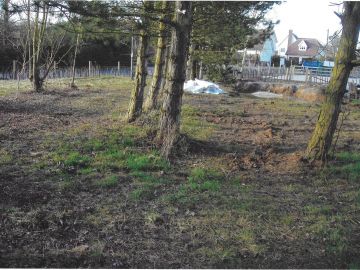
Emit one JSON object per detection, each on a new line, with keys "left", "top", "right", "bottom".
{"left": 31, "top": 0, "right": 49, "bottom": 92}
{"left": 1, "top": 0, "right": 10, "bottom": 46}
{"left": 187, "top": 1, "right": 276, "bottom": 82}
{"left": 305, "top": 1, "right": 360, "bottom": 161}
{"left": 158, "top": 1, "right": 192, "bottom": 158}
{"left": 144, "top": 0, "right": 171, "bottom": 112}
{"left": 127, "top": 0, "right": 153, "bottom": 122}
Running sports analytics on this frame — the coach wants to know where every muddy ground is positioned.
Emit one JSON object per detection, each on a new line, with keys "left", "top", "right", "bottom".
{"left": 1, "top": 77, "right": 360, "bottom": 268}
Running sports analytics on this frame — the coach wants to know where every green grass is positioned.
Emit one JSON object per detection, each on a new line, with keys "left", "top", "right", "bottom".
{"left": 0, "top": 148, "right": 12, "bottom": 164}
{"left": 63, "top": 152, "right": 91, "bottom": 168}
{"left": 330, "top": 151, "right": 360, "bottom": 181}
{"left": 163, "top": 167, "right": 224, "bottom": 206}
{"left": 126, "top": 153, "right": 169, "bottom": 171}
{"left": 351, "top": 99, "right": 360, "bottom": 105}
{"left": 181, "top": 105, "right": 216, "bottom": 140}
{"left": 130, "top": 171, "right": 169, "bottom": 200}
{"left": 187, "top": 167, "right": 222, "bottom": 192}
{"left": 40, "top": 119, "right": 169, "bottom": 196}
{"left": 95, "top": 175, "right": 119, "bottom": 188}
{"left": 0, "top": 76, "right": 134, "bottom": 97}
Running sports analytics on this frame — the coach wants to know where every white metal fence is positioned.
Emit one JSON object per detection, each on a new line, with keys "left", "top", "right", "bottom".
{"left": 236, "top": 65, "right": 360, "bottom": 86}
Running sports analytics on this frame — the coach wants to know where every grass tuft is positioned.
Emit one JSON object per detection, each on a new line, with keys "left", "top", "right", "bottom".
{"left": 95, "top": 175, "right": 119, "bottom": 188}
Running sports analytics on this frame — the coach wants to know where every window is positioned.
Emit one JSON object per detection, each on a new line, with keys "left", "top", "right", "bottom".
{"left": 298, "top": 41, "right": 307, "bottom": 51}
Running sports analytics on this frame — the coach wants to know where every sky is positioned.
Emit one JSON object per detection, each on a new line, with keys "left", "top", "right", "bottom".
{"left": 267, "top": 0, "right": 343, "bottom": 45}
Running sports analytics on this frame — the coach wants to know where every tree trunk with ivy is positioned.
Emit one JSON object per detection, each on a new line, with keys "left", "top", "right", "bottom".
{"left": 158, "top": 1, "right": 193, "bottom": 158}
{"left": 127, "top": 1, "right": 153, "bottom": 122}
{"left": 144, "top": 0, "right": 170, "bottom": 112}
{"left": 305, "top": 1, "right": 360, "bottom": 161}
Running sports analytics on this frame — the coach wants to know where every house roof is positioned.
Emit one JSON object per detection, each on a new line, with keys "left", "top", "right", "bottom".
{"left": 286, "top": 38, "right": 322, "bottom": 57}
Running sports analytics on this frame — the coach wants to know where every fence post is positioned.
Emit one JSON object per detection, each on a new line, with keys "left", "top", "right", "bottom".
{"left": 88, "top": 61, "right": 92, "bottom": 77}
{"left": 12, "top": 60, "right": 16, "bottom": 80}
{"left": 118, "top": 61, "right": 121, "bottom": 76}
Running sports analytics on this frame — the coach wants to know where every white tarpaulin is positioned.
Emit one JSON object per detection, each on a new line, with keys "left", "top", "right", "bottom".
{"left": 184, "top": 79, "right": 225, "bottom": 95}
{"left": 251, "top": 91, "right": 283, "bottom": 99}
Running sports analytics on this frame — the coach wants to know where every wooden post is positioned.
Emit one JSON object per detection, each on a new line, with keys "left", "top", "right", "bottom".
{"left": 53, "top": 61, "right": 57, "bottom": 79}
{"left": 118, "top": 61, "right": 121, "bottom": 76}
{"left": 88, "top": 61, "right": 91, "bottom": 77}
{"left": 130, "top": 36, "right": 134, "bottom": 80}
{"left": 12, "top": 60, "right": 16, "bottom": 80}
{"left": 199, "top": 61, "right": 203, "bottom": 79}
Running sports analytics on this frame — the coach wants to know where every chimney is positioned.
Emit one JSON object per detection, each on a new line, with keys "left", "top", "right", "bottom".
{"left": 287, "top": 29, "right": 293, "bottom": 48}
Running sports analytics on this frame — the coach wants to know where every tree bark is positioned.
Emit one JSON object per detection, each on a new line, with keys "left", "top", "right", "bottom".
{"left": 305, "top": 2, "right": 360, "bottom": 162}
{"left": 31, "top": 1, "right": 49, "bottom": 92}
{"left": 144, "top": 0, "right": 170, "bottom": 112}
{"left": 186, "top": 39, "right": 195, "bottom": 80}
{"left": 127, "top": 1, "right": 153, "bottom": 122}
{"left": 2, "top": 0, "right": 9, "bottom": 46}
{"left": 70, "top": 33, "right": 80, "bottom": 88}
{"left": 32, "top": 3, "right": 42, "bottom": 92}
{"left": 158, "top": 1, "right": 193, "bottom": 158}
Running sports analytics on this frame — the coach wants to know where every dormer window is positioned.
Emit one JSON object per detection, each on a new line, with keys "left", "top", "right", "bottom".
{"left": 298, "top": 40, "right": 307, "bottom": 51}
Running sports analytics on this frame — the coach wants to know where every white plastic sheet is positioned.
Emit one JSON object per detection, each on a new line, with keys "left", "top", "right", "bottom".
{"left": 251, "top": 91, "right": 283, "bottom": 99}
{"left": 184, "top": 79, "right": 225, "bottom": 95}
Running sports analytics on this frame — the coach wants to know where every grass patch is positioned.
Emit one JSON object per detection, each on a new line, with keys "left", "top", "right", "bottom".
{"left": 95, "top": 175, "right": 119, "bottom": 188}
{"left": 0, "top": 76, "right": 133, "bottom": 97}
{"left": 63, "top": 152, "right": 91, "bottom": 168}
{"left": 130, "top": 171, "right": 169, "bottom": 200}
{"left": 187, "top": 167, "right": 222, "bottom": 192}
{"left": 163, "top": 167, "right": 224, "bottom": 207}
{"left": 330, "top": 151, "right": 360, "bottom": 181}
{"left": 42, "top": 121, "right": 169, "bottom": 194}
{"left": 126, "top": 153, "right": 169, "bottom": 172}
{"left": 181, "top": 105, "right": 216, "bottom": 140}
{"left": 0, "top": 148, "right": 12, "bottom": 164}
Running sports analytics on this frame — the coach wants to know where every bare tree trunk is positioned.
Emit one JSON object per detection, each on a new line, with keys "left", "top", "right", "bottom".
{"left": 27, "top": 0, "right": 32, "bottom": 79}
{"left": 32, "top": 3, "right": 41, "bottom": 92}
{"left": 144, "top": 0, "right": 170, "bottom": 112}
{"left": 70, "top": 33, "right": 80, "bottom": 88}
{"left": 186, "top": 39, "right": 195, "bottom": 80}
{"left": 127, "top": 1, "right": 153, "bottom": 122}
{"left": 159, "top": 44, "right": 170, "bottom": 100}
{"left": 305, "top": 1, "right": 360, "bottom": 162}
{"left": 31, "top": 1, "right": 49, "bottom": 92}
{"left": 2, "top": 0, "right": 9, "bottom": 46}
{"left": 158, "top": 1, "right": 193, "bottom": 158}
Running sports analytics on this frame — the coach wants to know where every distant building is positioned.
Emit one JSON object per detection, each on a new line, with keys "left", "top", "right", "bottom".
{"left": 276, "top": 29, "right": 324, "bottom": 66}
{"left": 286, "top": 38, "right": 324, "bottom": 65}
{"left": 276, "top": 29, "right": 298, "bottom": 66}
{"left": 238, "top": 33, "right": 277, "bottom": 66}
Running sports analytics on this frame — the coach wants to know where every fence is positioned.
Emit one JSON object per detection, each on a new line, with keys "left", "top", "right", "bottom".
{"left": 236, "top": 65, "right": 360, "bottom": 86}
{"left": 0, "top": 64, "right": 154, "bottom": 81}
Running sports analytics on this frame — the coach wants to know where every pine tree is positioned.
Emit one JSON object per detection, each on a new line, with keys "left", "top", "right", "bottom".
{"left": 158, "top": 1, "right": 192, "bottom": 158}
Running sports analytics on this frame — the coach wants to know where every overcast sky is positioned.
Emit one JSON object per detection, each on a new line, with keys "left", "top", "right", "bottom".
{"left": 267, "top": 0, "right": 343, "bottom": 45}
